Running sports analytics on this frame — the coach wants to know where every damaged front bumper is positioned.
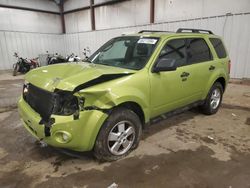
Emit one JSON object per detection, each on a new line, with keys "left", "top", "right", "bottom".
{"left": 18, "top": 97, "right": 108, "bottom": 151}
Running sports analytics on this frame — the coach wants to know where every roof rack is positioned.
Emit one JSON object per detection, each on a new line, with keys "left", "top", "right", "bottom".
{"left": 138, "top": 30, "right": 172, "bottom": 33}
{"left": 176, "top": 28, "right": 214, "bottom": 34}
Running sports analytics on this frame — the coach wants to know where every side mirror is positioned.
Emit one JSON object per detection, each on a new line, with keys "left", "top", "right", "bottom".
{"left": 153, "top": 58, "right": 177, "bottom": 73}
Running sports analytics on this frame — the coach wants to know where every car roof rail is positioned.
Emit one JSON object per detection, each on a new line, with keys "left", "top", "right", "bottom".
{"left": 138, "top": 30, "right": 172, "bottom": 33}
{"left": 176, "top": 28, "right": 214, "bottom": 34}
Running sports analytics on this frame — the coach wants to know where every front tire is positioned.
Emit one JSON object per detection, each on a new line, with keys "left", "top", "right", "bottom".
{"left": 201, "top": 82, "right": 223, "bottom": 115}
{"left": 94, "top": 107, "right": 142, "bottom": 161}
{"left": 13, "top": 64, "right": 19, "bottom": 76}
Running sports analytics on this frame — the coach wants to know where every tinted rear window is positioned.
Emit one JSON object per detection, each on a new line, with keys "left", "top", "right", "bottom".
{"left": 187, "top": 38, "right": 212, "bottom": 64}
{"left": 209, "top": 38, "right": 227, "bottom": 58}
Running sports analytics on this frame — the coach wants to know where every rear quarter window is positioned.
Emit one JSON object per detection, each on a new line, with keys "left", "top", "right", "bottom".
{"left": 209, "top": 38, "right": 227, "bottom": 58}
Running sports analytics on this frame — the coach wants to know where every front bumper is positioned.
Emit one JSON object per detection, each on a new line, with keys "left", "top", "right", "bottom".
{"left": 18, "top": 97, "right": 108, "bottom": 151}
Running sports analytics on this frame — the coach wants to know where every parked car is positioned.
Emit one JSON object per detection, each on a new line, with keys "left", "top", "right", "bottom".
{"left": 18, "top": 28, "right": 230, "bottom": 161}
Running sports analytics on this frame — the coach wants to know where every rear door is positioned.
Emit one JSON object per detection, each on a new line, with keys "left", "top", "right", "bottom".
{"left": 185, "top": 37, "right": 215, "bottom": 97}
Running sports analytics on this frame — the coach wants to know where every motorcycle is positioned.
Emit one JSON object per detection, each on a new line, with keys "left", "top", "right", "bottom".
{"left": 47, "top": 52, "right": 66, "bottom": 65}
{"left": 13, "top": 53, "right": 39, "bottom": 76}
{"left": 66, "top": 53, "right": 81, "bottom": 62}
{"left": 83, "top": 47, "right": 91, "bottom": 60}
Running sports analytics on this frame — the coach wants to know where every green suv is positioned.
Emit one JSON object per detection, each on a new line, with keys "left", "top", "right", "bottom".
{"left": 18, "top": 28, "right": 230, "bottom": 161}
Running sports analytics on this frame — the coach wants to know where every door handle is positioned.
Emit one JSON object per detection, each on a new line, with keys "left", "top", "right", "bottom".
{"left": 180, "top": 72, "right": 190, "bottom": 78}
{"left": 209, "top": 65, "right": 215, "bottom": 71}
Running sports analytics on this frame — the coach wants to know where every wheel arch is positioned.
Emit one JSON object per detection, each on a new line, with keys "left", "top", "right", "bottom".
{"left": 202, "top": 75, "right": 227, "bottom": 99}
{"left": 115, "top": 101, "right": 146, "bottom": 127}
{"left": 215, "top": 77, "right": 226, "bottom": 92}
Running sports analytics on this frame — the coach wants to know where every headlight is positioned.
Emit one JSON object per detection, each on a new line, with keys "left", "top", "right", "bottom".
{"left": 23, "top": 81, "right": 29, "bottom": 97}
{"left": 23, "top": 86, "right": 28, "bottom": 94}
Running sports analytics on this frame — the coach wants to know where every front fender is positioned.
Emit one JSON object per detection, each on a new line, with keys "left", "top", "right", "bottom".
{"left": 78, "top": 86, "right": 150, "bottom": 123}
{"left": 113, "top": 94, "right": 150, "bottom": 123}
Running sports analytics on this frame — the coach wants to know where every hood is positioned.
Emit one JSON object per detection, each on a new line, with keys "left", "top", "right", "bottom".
{"left": 25, "top": 62, "right": 135, "bottom": 92}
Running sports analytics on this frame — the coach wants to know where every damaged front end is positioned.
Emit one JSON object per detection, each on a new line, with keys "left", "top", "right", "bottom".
{"left": 23, "top": 83, "right": 84, "bottom": 137}
{"left": 19, "top": 72, "right": 134, "bottom": 151}
{"left": 19, "top": 82, "right": 109, "bottom": 151}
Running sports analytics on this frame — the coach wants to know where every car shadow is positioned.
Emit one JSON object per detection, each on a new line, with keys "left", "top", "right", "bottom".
{"left": 142, "top": 108, "right": 200, "bottom": 140}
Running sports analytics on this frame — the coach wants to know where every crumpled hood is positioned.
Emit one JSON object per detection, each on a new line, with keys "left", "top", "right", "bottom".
{"left": 25, "top": 62, "right": 135, "bottom": 92}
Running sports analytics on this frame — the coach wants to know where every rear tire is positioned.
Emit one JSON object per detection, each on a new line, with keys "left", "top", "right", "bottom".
{"left": 94, "top": 107, "right": 142, "bottom": 162}
{"left": 201, "top": 82, "right": 223, "bottom": 115}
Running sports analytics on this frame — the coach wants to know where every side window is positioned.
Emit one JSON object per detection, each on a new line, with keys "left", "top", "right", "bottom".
{"left": 159, "top": 39, "right": 187, "bottom": 67}
{"left": 209, "top": 38, "right": 227, "bottom": 58}
{"left": 187, "top": 38, "right": 212, "bottom": 64}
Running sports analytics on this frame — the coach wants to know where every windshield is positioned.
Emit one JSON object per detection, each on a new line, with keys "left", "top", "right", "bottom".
{"left": 88, "top": 36, "right": 159, "bottom": 70}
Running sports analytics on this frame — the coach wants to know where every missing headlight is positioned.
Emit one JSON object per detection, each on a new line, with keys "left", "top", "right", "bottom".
{"left": 53, "top": 90, "right": 79, "bottom": 116}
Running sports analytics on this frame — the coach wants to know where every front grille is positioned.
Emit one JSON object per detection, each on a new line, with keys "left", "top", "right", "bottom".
{"left": 24, "top": 84, "right": 55, "bottom": 121}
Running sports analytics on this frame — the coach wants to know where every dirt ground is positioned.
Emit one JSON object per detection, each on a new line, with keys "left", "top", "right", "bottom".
{"left": 0, "top": 74, "right": 250, "bottom": 188}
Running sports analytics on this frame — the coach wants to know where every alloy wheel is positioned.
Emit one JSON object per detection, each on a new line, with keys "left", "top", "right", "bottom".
{"left": 210, "top": 88, "right": 221, "bottom": 109}
{"left": 107, "top": 121, "right": 135, "bottom": 156}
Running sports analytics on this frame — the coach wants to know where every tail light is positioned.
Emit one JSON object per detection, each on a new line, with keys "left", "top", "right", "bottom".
{"left": 228, "top": 60, "right": 231, "bottom": 74}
